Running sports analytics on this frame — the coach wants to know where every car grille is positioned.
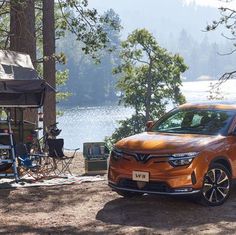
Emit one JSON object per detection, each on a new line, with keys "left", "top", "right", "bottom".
{"left": 123, "top": 152, "right": 170, "bottom": 163}
{"left": 118, "top": 179, "right": 172, "bottom": 193}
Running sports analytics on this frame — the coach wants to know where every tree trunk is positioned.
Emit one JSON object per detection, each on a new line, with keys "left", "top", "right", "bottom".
{"left": 10, "top": 0, "right": 37, "bottom": 124}
{"left": 43, "top": 0, "right": 56, "bottom": 129}
{"left": 10, "top": 1, "right": 36, "bottom": 59}
{"left": 145, "top": 60, "right": 152, "bottom": 122}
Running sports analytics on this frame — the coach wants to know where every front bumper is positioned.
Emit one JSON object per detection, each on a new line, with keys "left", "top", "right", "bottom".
{"left": 108, "top": 150, "right": 209, "bottom": 191}
{"left": 108, "top": 180, "right": 200, "bottom": 195}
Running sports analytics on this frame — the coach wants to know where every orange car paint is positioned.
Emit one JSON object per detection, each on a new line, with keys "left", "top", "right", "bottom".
{"left": 108, "top": 103, "right": 236, "bottom": 194}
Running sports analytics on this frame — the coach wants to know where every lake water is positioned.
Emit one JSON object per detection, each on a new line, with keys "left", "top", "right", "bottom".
{"left": 58, "top": 79, "right": 236, "bottom": 149}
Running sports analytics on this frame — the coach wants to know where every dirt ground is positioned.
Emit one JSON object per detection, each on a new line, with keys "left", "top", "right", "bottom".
{"left": 1, "top": 153, "right": 236, "bottom": 235}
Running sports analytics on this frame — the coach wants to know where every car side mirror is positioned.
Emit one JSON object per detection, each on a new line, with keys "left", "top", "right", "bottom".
{"left": 146, "top": 121, "right": 154, "bottom": 131}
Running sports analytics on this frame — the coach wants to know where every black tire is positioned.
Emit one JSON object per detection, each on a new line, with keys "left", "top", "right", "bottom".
{"left": 0, "top": 163, "right": 12, "bottom": 172}
{"left": 116, "top": 190, "right": 143, "bottom": 198}
{"left": 198, "top": 163, "right": 231, "bottom": 206}
{"left": 0, "top": 149, "right": 12, "bottom": 172}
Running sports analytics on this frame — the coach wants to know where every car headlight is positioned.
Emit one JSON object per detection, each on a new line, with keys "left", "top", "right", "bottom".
{"left": 110, "top": 148, "right": 123, "bottom": 160}
{"left": 169, "top": 152, "right": 199, "bottom": 167}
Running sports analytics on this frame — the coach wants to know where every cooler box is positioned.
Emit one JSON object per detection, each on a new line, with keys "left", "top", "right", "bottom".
{"left": 83, "top": 142, "right": 109, "bottom": 175}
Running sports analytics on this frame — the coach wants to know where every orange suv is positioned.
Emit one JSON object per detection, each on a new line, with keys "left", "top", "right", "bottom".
{"left": 108, "top": 103, "right": 236, "bottom": 206}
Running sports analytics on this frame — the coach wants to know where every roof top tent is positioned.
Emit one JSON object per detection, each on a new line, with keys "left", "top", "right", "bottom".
{"left": 0, "top": 49, "right": 51, "bottom": 107}
{"left": 0, "top": 50, "right": 53, "bottom": 143}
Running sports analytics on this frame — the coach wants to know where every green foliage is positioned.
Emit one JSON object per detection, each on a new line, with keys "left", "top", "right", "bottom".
{"left": 105, "top": 113, "right": 146, "bottom": 149}
{"left": 57, "top": 0, "right": 121, "bottom": 58}
{"left": 0, "top": 1, "right": 121, "bottom": 108}
{"left": 206, "top": 5, "right": 236, "bottom": 37}
{"left": 53, "top": 3, "right": 121, "bottom": 105}
{"left": 107, "top": 29, "right": 188, "bottom": 145}
{"left": 57, "top": 9, "right": 121, "bottom": 106}
{"left": 56, "top": 69, "right": 72, "bottom": 102}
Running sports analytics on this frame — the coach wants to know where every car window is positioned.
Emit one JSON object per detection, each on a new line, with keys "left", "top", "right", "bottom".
{"left": 157, "top": 111, "right": 184, "bottom": 131}
{"left": 191, "top": 114, "right": 202, "bottom": 127}
{"left": 152, "top": 109, "right": 235, "bottom": 136}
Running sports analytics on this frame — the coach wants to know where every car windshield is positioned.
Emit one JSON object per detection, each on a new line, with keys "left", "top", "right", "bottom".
{"left": 151, "top": 109, "right": 235, "bottom": 136}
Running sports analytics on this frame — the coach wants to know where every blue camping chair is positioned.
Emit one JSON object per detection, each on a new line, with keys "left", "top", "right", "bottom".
{"left": 15, "top": 144, "right": 48, "bottom": 180}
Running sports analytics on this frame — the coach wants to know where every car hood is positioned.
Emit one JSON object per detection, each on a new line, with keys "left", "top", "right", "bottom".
{"left": 115, "top": 132, "right": 225, "bottom": 154}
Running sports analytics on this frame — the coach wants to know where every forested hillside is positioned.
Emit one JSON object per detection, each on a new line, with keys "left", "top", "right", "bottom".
{"left": 57, "top": 9, "right": 121, "bottom": 106}
{"left": 58, "top": 24, "right": 236, "bottom": 107}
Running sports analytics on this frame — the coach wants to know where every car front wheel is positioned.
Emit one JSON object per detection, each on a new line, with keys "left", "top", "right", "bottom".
{"left": 199, "top": 163, "right": 231, "bottom": 206}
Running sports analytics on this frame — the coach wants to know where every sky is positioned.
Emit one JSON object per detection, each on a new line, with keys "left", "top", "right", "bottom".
{"left": 88, "top": 0, "right": 228, "bottom": 42}
{"left": 184, "top": 0, "right": 236, "bottom": 9}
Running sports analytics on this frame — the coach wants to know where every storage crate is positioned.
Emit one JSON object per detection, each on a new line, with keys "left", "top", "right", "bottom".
{"left": 84, "top": 159, "right": 108, "bottom": 175}
{"left": 83, "top": 142, "right": 109, "bottom": 174}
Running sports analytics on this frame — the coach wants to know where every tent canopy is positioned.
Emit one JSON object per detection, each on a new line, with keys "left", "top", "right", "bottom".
{"left": 0, "top": 50, "right": 53, "bottom": 108}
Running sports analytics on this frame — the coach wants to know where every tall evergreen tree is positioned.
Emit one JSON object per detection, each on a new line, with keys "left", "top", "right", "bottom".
{"left": 43, "top": 0, "right": 56, "bottom": 127}
{"left": 108, "top": 29, "right": 187, "bottom": 144}
{"left": 10, "top": 0, "right": 37, "bottom": 123}
{"left": 0, "top": 1, "right": 121, "bottom": 123}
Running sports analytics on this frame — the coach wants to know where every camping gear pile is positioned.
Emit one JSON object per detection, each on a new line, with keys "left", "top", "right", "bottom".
{"left": 0, "top": 50, "right": 71, "bottom": 182}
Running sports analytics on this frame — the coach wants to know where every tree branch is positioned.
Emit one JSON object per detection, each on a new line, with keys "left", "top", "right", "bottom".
{"left": 217, "top": 48, "right": 236, "bottom": 55}
{"left": 0, "top": 10, "right": 9, "bottom": 16}
{"left": 212, "top": 70, "right": 236, "bottom": 89}
{"left": 221, "top": 32, "right": 236, "bottom": 40}
{"left": 0, "top": 0, "right": 7, "bottom": 9}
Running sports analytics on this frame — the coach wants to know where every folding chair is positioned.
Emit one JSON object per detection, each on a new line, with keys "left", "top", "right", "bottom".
{"left": 15, "top": 144, "right": 48, "bottom": 180}
{"left": 47, "top": 139, "right": 79, "bottom": 176}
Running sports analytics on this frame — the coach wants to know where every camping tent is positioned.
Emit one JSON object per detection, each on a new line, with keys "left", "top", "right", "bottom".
{"left": 0, "top": 50, "right": 53, "bottom": 107}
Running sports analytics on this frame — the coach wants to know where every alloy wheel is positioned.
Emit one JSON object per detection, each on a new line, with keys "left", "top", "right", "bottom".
{"left": 202, "top": 168, "right": 230, "bottom": 204}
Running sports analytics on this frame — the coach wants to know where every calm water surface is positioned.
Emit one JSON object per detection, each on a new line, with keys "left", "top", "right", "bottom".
{"left": 58, "top": 80, "right": 236, "bottom": 149}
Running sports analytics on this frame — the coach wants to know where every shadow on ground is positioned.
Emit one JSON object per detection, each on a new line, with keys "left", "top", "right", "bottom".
{"left": 1, "top": 181, "right": 236, "bottom": 234}
{"left": 96, "top": 184, "right": 236, "bottom": 234}
{"left": 0, "top": 184, "right": 94, "bottom": 214}
{"left": 0, "top": 224, "right": 123, "bottom": 235}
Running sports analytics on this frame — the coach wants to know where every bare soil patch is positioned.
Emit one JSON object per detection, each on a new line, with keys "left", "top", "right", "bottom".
{"left": 1, "top": 153, "right": 236, "bottom": 234}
